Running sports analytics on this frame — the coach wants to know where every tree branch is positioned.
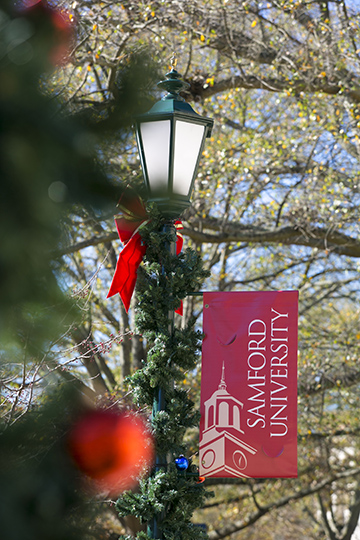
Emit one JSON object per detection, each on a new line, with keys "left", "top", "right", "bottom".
{"left": 192, "top": 74, "right": 360, "bottom": 104}
{"left": 183, "top": 220, "right": 360, "bottom": 258}
{"left": 54, "top": 221, "right": 360, "bottom": 259}
{"left": 207, "top": 468, "right": 360, "bottom": 540}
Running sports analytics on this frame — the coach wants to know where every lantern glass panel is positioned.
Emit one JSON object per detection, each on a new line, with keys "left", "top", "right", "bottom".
{"left": 140, "top": 120, "right": 171, "bottom": 192}
{"left": 173, "top": 120, "right": 205, "bottom": 196}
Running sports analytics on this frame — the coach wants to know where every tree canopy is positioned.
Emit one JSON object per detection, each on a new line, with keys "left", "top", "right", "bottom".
{"left": 2, "top": 0, "right": 360, "bottom": 539}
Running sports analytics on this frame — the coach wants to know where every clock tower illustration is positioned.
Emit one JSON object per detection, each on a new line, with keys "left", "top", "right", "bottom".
{"left": 199, "top": 363, "right": 257, "bottom": 477}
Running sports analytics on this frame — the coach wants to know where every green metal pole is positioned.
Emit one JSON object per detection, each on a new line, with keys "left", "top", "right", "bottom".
{"left": 147, "top": 223, "right": 176, "bottom": 539}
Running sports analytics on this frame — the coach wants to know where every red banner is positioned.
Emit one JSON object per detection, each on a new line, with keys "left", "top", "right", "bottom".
{"left": 199, "top": 291, "right": 298, "bottom": 478}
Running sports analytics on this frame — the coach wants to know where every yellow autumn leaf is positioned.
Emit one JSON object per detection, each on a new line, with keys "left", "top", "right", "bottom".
{"left": 251, "top": 20, "right": 257, "bottom": 27}
{"left": 200, "top": 34, "right": 205, "bottom": 42}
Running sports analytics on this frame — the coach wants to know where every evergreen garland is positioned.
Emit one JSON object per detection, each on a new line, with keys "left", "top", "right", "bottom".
{"left": 116, "top": 206, "right": 212, "bottom": 539}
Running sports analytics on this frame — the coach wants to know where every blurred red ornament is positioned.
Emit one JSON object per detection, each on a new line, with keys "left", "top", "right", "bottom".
{"left": 22, "top": 0, "right": 75, "bottom": 66}
{"left": 68, "top": 409, "right": 154, "bottom": 495}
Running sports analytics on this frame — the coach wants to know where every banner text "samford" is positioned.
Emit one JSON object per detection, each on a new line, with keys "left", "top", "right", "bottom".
{"left": 247, "top": 308, "right": 289, "bottom": 437}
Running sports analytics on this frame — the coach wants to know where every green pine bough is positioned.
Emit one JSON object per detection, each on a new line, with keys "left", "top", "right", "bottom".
{"left": 116, "top": 207, "right": 212, "bottom": 539}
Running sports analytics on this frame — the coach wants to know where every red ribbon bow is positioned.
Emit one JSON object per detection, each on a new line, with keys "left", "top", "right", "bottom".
{"left": 107, "top": 195, "right": 183, "bottom": 314}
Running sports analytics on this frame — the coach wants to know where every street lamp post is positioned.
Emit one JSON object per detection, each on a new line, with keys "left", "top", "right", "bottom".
{"left": 134, "top": 57, "right": 213, "bottom": 539}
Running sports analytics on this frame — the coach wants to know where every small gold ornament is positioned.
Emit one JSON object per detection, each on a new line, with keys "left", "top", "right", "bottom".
{"left": 170, "top": 52, "right": 177, "bottom": 70}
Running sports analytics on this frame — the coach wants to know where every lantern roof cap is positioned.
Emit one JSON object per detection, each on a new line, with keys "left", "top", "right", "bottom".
{"left": 139, "top": 94, "right": 207, "bottom": 119}
{"left": 136, "top": 66, "right": 213, "bottom": 133}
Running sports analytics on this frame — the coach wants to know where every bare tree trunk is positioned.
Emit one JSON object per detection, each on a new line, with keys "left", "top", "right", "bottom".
{"left": 342, "top": 486, "right": 360, "bottom": 540}
{"left": 132, "top": 333, "right": 145, "bottom": 371}
{"left": 72, "top": 328, "right": 109, "bottom": 396}
{"left": 318, "top": 484, "right": 360, "bottom": 540}
{"left": 120, "top": 302, "right": 132, "bottom": 380}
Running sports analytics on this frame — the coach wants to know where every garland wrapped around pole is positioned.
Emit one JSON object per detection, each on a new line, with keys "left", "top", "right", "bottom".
{"left": 116, "top": 205, "right": 212, "bottom": 540}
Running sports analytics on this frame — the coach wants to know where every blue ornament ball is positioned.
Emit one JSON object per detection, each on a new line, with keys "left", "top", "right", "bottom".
{"left": 175, "top": 455, "right": 189, "bottom": 471}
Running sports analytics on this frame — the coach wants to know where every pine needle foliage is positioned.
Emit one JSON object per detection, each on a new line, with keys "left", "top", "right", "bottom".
{"left": 116, "top": 206, "right": 212, "bottom": 539}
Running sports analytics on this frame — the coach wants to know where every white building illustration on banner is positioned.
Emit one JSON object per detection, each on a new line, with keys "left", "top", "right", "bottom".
{"left": 199, "top": 363, "right": 257, "bottom": 477}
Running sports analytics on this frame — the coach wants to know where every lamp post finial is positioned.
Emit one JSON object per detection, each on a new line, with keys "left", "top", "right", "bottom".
{"left": 157, "top": 56, "right": 189, "bottom": 101}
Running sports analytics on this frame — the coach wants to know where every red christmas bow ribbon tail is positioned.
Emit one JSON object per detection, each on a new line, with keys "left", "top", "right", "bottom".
{"left": 107, "top": 218, "right": 184, "bottom": 315}
{"left": 107, "top": 216, "right": 147, "bottom": 312}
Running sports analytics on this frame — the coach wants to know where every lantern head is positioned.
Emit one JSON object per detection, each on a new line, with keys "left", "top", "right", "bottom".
{"left": 135, "top": 63, "right": 213, "bottom": 219}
